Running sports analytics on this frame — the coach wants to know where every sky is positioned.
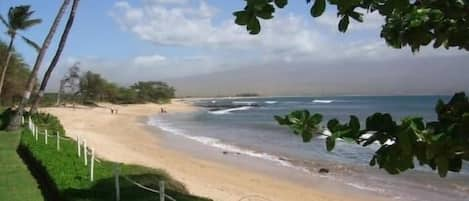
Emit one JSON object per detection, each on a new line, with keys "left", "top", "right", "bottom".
{"left": 0, "top": 0, "right": 467, "bottom": 96}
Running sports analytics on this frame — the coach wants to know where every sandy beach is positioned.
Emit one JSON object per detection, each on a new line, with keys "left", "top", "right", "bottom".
{"left": 42, "top": 101, "right": 383, "bottom": 201}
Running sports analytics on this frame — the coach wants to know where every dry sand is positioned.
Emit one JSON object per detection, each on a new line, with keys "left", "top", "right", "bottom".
{"left": 42, "top": 101, "right": 382, "bottom": 201}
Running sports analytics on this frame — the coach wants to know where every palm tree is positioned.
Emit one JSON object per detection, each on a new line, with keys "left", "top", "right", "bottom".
{"left": 7, "top": 0, "right": 71, "bottom": 131}
{"left": 30, "top": 0, "right": 80, "bottom": 113}
{"left": 0, "top": 5, "right": 41, "bottom": 97}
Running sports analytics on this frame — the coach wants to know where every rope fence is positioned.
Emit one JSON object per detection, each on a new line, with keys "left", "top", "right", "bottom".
{"left": 24, "top": 115, "right": 175, "bottom": 201}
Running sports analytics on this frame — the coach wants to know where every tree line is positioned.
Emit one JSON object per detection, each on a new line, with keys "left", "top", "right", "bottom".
{"left": 77, "top": 70, "right": 175, "bottom": 105}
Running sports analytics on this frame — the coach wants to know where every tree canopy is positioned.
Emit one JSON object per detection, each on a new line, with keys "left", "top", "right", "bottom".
{"left": 234, "top": 0, "right": 469, "bottom": 52}
{"left": 0, "top": 41, "right": 31, "bottom": 105}
{"left": 78, "top": 71, "right": 175, "bottom": 104}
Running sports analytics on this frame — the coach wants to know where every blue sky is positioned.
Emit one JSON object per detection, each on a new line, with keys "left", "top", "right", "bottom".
{"left": 0, "top": 0, "right": 466, "bottom": 95}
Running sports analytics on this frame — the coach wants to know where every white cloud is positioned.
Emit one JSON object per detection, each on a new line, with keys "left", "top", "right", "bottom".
{"left": 134, "top": 54, "right": 167, "bottom": 66}
{"left": 110, "top": 0, "right": 327, "bottom": 57}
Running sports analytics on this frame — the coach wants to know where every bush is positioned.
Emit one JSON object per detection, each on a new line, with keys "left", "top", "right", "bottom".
{"left": 19, "top": 112, "right": 211, "bottom": 201}
{"left": 28, "top": 112, "right": 66, "bottom": 136}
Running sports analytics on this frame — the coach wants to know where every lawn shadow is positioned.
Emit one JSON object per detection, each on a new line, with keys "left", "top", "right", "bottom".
{"left": 63, "top": 173, "right": 212, "bottom": 201}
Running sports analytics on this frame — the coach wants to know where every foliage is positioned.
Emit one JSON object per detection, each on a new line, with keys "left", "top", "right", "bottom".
{"left": 28, "top": 112, "right": 66, "bottom": 136}
{"left": 0, "top": 131, "right": 45, "bottom": 201}
{"left": 0, "top": 5, "right": 41, "bottom": 49}
{"left": 233, "top": 0, "right": 469, "bottom": 51}
{"left": 131, "top": 81, "right": 175, "bottom": 104}
{"left": 0, "top": 41, "right": 31, "bottom": 105}
{"left": 275, "top": 92, "right": 469, "bottom": 177}
{"left": 19, "top": 122, "right": 212, "bottom": 201}
{"left": 79, "top": 71, "right": 107, "bottom": 101}
{"left": 78, "top": 71, "right": 175, "bottom": 105}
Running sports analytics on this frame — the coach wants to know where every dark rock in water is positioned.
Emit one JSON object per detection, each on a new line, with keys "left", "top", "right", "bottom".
{"left": 318, "top": 168, "right": 329, "bottom": 174}
{"left": 222, "top": 151, "right": 229, "bottom": 155}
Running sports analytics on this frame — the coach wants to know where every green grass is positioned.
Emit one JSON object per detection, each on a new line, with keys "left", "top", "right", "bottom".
{"left": 0, "top": 131, "right": 45, "bottom": 201}
{"left": 20, "top": 128, "right": 212, "bottom": 201}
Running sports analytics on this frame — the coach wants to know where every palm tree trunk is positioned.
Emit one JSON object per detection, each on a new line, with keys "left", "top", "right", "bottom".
{"left": 0, "top": 34, "right": 16, "bottom": 98}
{"left": 7, "top": 0, "right": 71, "bottom": 131}
{"left": 30, "top": 0, "right": 80, "bottom": 113}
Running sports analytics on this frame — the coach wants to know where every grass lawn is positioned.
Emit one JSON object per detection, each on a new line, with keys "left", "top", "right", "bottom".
{"left": 20, "top": 128, "right": 212, "bottom": 201}
{"left": 0, "top": 131, "right": 45, "bottom": 201}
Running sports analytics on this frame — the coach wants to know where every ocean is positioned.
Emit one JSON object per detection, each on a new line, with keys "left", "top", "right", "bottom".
{"left": 147, "top": 96, "right": 469, "bottom": 201}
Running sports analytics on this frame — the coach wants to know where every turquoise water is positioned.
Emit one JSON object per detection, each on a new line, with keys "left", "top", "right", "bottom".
{"left": 148, "top": 96, "right": 469, "bottom": 201}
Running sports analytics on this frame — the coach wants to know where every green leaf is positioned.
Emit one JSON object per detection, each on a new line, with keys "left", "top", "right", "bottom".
{"left": 310, "top": 0, "right": 326, "bottom": 17}
{"left": 349, "top": 115, "right": 360, "bottom": 134}
{"left": 233, "top": 11, "right": 249, "bottom": 25}
{"left": 302, "top": 129, "right": 313, "bottom": 142}
{"left": 326, "top": 136, "right": 336, "bottom": 151}
{"left": 338, "top": 16, "right": 349, "bottom": 32}
{"left": 21, "top": 36, "right": 40, "bottom": 52}
{"left": 274, "top": 115, "right": 290, "bottom": 125}
{"left": 247, "top": 16, "right": 261, "bottom": 34}
{"left": 274, "top": 0, "right": 288, "bottom": 8}
{"left": 349, "top": 11, "right": 363, "bottom": 22}
{"left": 327, "top": 119, "right": 340, "bottom": 132}
{"left": 310, "top": 113, "right": 323, "bottom": 124}
{"left": 369, "top": 156, "right": 377, "bottom": 166}
{"left": 436, "top": 156, "right": 448, "bottom": 177}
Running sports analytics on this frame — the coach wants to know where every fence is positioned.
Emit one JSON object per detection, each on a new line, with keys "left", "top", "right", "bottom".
{"left": 25, "top": 115, "right": 176, "bottom": 201}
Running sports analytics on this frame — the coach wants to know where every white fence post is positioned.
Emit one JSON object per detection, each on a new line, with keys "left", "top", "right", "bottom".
{"left": 114, "top": 164, "right": 120, "bottom": 201}
{"left": 35, "top": 126, "right": 38, "bottom": 141}
{"left": 84, "top": 139, "right": 88, "bottom": 166}
{"left": 90, "top": 148, "right": 95, "bottom": 181}
{"left": 77, "top": 136, "right": 81, "bottom": 157}
{"left": 56, "top": 132, "right": 60, "bottom": 151}
{"left": 44, "top": 129, "right": 48, "bottom": 144}
{"left": 160, "top": 181, "right": 165, "bottom": 201}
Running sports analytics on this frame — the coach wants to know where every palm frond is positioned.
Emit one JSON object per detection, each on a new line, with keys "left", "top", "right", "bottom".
{"left": 0, "top": 15, "right": 9, "bottom": 27}
{"left": 22, "top": 18, "right": 42, "bottom": 28}
{"left": 21, "top": 35, "right": 40, "bottom": 52}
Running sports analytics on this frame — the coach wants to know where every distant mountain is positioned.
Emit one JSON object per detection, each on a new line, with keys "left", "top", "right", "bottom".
{"left": 169, "top": 55, "right": 469, "bottom": 97}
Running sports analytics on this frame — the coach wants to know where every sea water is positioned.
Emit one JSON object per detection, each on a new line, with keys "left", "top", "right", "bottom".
{"left": 148, "top": 96, "right": 469, "bottom": 201}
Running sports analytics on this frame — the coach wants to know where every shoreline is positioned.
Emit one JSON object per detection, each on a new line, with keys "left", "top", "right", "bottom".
{"left": 42, "top": 101, "right": 385, "bottom": 201}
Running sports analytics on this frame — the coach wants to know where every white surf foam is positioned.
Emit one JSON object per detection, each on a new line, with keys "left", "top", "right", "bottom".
{"left": 232, "top": 101, "right": 257, "bottom": 106}
{"left": 312, "top": 99, "right": 334, "bottom": 103}
{"left": 346, "top": 182, "right": 385, "bottom": 193}
{"left": 147, "top": 117, "right": 310, "bottom": 174}
{"left": 209, "top": 106, "right": 252, "bottom": 115}
{"left": 264, "top": 101, "right": 277, "bottom": 104}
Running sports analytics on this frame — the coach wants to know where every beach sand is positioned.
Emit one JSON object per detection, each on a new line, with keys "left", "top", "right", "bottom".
{"left": 42, "top": 101, "right": 383, "bottom": 201}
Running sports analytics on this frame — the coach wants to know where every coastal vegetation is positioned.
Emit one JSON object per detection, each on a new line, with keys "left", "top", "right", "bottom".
{"left": 78, "top": 71, "right": 175, "bottom": 104}
{"left": 19, "top": 126, "right": 211, "bottom": 201}
{"left": 0, "top": 41, "right": 31, "bottom": 105}
{"left": 7, "top": 0, "right": 73, "bottom": 130}
{"left": 0, "top": 5, "right": 41, "bottom": 97}
{"left": 0, "top": 107, "right": 212, "bottom": 201}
